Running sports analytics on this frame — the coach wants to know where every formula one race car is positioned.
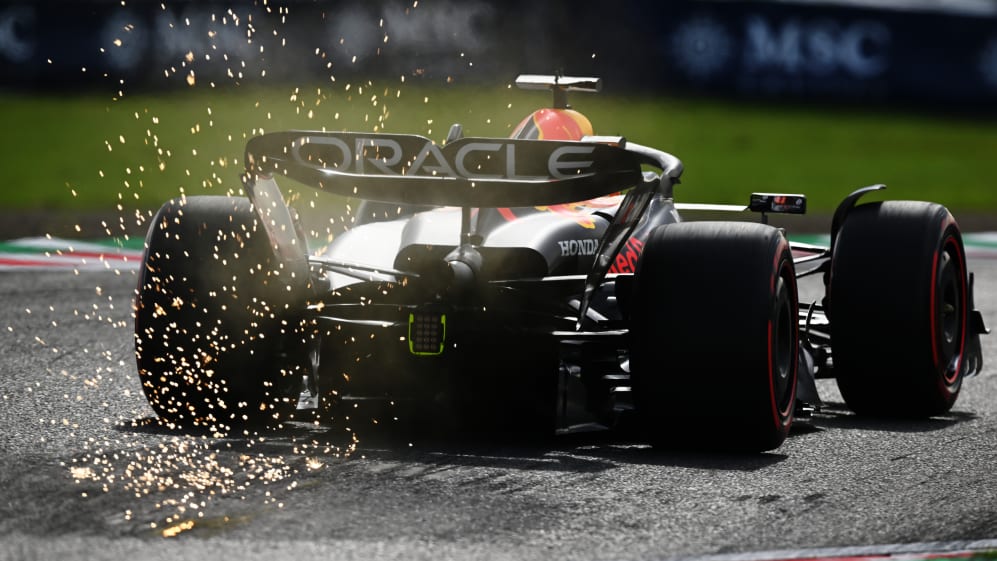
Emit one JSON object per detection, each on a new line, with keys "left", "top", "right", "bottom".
{"left": 134, "top": 75, "right": 987, "bottom": 452}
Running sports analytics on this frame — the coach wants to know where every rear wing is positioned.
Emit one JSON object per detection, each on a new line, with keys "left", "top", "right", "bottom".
{"left": 242, "top": 130, "right": 684, "bottom": 331}
{"left": 243, "top": 131, "right": 647, "bottom": 208}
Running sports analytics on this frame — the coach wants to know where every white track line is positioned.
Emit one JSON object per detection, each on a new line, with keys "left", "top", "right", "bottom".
{"left": 672, "top": 539, "right": 997, "bottom": 561}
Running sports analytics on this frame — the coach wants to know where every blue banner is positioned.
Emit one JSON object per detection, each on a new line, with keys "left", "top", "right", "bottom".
{"left": 1, "top": 1, "right": 995, "bottom": 107}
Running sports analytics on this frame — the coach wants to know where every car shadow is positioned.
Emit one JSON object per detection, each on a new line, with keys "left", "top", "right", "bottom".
{"left": 117, "top": 414, "right": 788, "bottom": 473}
{"left": 795, "top": 400, "right": 977, "bottom": 433}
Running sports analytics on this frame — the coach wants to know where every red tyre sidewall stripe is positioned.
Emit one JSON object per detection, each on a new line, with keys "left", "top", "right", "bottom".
{"left": 929, "top": 215, "right": 969, "bottom": 389}
{"left": 768, "top": 239, "right": 797, "bottom": 430}
{"left": 930, "top": 217, "right": 967, "bottom": 387}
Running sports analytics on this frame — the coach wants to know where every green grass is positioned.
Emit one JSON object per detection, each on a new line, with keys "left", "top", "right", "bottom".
{"left": 2, "top": 81, "right": 996, "bottom": 215}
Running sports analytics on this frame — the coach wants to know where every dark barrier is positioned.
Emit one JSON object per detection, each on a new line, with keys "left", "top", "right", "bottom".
{"left": 1, "top": 1, "right": 995, "bottom": 107}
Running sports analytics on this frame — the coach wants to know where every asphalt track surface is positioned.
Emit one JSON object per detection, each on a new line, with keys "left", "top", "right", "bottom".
{"left": 2, "top": 260, "right": 997, "bottom": 561}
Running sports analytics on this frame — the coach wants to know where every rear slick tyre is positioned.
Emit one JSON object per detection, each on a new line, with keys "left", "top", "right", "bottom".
{"left": 134, "top": 196, "right": 304, "bottom": 432}
{"left": 830, "top": 201, "right": 968, "bottom": 417}
{"left": 631, "top": 222, "right": 798, "bottom": 452}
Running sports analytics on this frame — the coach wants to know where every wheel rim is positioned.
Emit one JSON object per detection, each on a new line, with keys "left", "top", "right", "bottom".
{"left": 770, "top": 271, "right": 796, "bottom": 420}
{"left": 939, "top": 253, "right": 958, "bottom": 348}
{"left": 935, "top": 235, "right": 966, "bottom": 385}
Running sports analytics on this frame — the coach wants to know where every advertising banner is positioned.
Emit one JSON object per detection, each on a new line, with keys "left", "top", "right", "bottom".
{"left": 1, "top": 1, "right": 995, "bottom": 107}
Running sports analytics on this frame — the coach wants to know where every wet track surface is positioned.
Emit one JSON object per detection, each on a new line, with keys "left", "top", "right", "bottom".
{"left": 2, "top": 261, "right": 997, "bottom": 560}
